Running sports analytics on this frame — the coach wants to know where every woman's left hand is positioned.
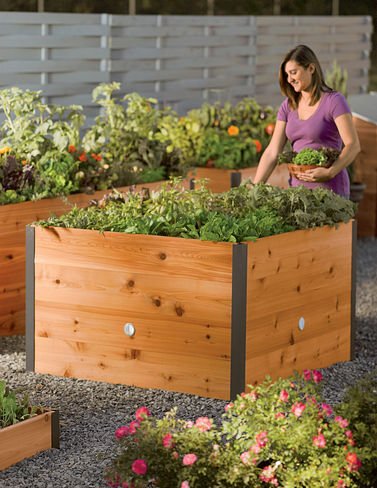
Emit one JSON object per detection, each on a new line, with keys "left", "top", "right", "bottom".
{"left": 298, "top": 167, "right": 334, "bottom": 182}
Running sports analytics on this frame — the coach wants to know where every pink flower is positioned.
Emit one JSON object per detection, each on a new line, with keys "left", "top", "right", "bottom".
{"left": 115, "top": 425, "right": 130, "bottom": 439}
{"left": 195, "top": 416, "right": 212, "bottom": 432}
{"left": 259, "top": 466, "right": 279, "bottom": 486}
{"left": 313, "top": 433, "right": 326, "bottom": 448}
{"left": 345, "top": 430, "right": 353, "bottom": 439}
{"left": 162, "top": 433, "right": 173, "bottom": 448}
{"left": 321, "top": 403, "right": 333, "bottom": 416}
{"left": 182, "top": 453, "right": 197, "bottom": 466}
{"left": 181, "top": 482, "right": 190, "bottom": 488}
{"left": 185, "top": 421, "right": 194, "bottom": 428}
{"left": 131, "top": 459, "right": 148, "bottom": 476}
{"left": 250, "top": 443, "right": 261, "bottom": 454}
{"left": 312, "top": 370, "right": 323, "bottom": 383}
{"left": 275, "top": 412, "right": 285, "bottom": 420}
{"left": 128, "top": 420, "right": 140, "bottom": 434}
{"left": 279, "top": 389, "right": 289, "bottom": 402}
{"left": 291, "top": 402, "right": 306, "bottom": 417}
{"left": 135, "top": 406, "right": 151, "bottom": 421}
{"left": 224, "top": 402, "right": 234, "bottom": 412}
{"left": 303, "top": 369, "right": 312, "bottom": 381}
{"left": 256, "top": 431, "right": 268, "bottom": 448}
{"left": 240, "top": 451, "right": 251, "bottom": 465}
{"left": 346, "top": 452, "right": 362, "bottom": 472}
{"left": 335, "top": 416, "right": 349, "bottom": 429}
{"left": 172, "top": 451, "right": 179, "bottom": 459}
{"left": 337, "top": 480, "right": 346, "bottom": 488}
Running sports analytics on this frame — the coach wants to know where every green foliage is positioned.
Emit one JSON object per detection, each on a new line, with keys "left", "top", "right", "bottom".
{"left": 0, "top": 380, "right": 38, "bottom": 429}
{"left": 82, "top": 84, "right": 186, "bottom": 184}
{"left": 325, "top": 61, "right": 348, "bottom": 98}
{"left": 278, "top": 147, "right": 340, "bottom": 167}
{"left": 105, "top": 372, "right": 367, "bottom": 487}
{"left": 36, "top": 180, "right": 355, "bottom": 242}
{"left": 185, "top": 98, "right": 276, "bottom": 169}
{"left": 335, "top": 369, "right": 377, "bottom": 487}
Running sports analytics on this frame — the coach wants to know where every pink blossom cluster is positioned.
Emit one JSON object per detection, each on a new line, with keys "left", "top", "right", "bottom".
{"left": 303, "top": 369, "right": 323, "bottom": 383}
{"left": 259, "top": 465, "right": 279, "bottom": 486}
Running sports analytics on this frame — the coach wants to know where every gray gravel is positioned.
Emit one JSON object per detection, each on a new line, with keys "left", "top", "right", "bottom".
{"left": 0, "top": 238, "right": 376, "bottom": 488}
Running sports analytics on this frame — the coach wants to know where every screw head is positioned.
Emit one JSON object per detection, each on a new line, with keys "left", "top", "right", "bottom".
{"left": 298, "top": 317, "right": 305, "bottom": 331}
{"left": 124, "top": 323, "right": 135, "bottom": 337}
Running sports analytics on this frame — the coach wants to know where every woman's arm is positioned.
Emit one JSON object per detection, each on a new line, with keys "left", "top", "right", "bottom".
{"left": 253, "top": 120, "right": 287, "bottom": 183}
{"left": 299, "top": 113, "right": 361, "bottom": 183}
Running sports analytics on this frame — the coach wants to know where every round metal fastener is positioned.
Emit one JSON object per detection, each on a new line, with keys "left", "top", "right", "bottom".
{"left": 298, "top": 317, "right": 305, "bottom": 331}
{"left": 124, "top": 323, "right": 135, "bottom": 337}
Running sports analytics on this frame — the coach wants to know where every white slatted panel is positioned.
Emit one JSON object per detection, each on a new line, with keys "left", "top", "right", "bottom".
{"left": 0, "top": 12, "right": 372, "bottom": 121}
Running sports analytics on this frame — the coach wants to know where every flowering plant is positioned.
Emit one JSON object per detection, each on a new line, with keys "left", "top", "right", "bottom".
{"left": 106, "top": 371, "right": 367, "bottom": 487}
{"left": 185, "top": 98, "right": 276, "bottom": 169}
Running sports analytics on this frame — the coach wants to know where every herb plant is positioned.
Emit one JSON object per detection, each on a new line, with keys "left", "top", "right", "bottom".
{"left": 36, "top": 180, "right": 355, "bottom": 242}
{"left": 278, "top": 147, "right": 340, "bottom": 167}
{"left": 335, "top": 369, "right": 377, "bottom": 487}
{"left": 0, "top": 380, "right": 38, "bottom": 429}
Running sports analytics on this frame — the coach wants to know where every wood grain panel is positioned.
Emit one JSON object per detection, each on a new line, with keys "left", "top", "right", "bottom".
{"left": 245, "top": 222, "right": 353, "bottom": 385}
{"left": 0, "top": 180, "right": 169, "bottom": 335}
{"left": 0, "top": 411, "right": 55, "bottom": 471}
{"left": 34, "top": 227, "right": 233, "bottom": 399}
{"left": 188, "top": 164, "right": 289, "bottom": 192}
{"left": 35, "top": 337, "right": 230, "bottom": 399}
{"left": 352, "top": 116, "right": 377, "bottom": 237}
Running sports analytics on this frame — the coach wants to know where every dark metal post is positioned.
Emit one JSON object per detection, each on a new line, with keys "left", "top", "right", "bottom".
{"left": 230, "top": 243, "right": 248, "bottom": 400}
{"left": 230, "top": 172, "right": 242, "bottom": 188}
{"left": 350, "top": 220, "right": 357, "bottom": 360}
{"left": 51, "top": 410, "right": 60, "bottom": 448}
{"left": 25, "top": 226, "right": 35, "bottom": 372}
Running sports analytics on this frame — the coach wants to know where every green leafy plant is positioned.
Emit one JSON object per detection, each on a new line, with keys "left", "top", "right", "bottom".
{"left": 184, "top": 98, "right": 276, "bottom": 169}
{"left": 325, "top": 61, "right": 348, "bottom": 98}
{"left": 36, "top": 180, "right": 355, "bottom": 242}
{"left": 278, "top": 147, "right": 340, "bottom": 167}
{"left": 82, "top": 83, "right": 186, "bottom": 184}
{"left": 0, "top": 380, "right": 39, "bottom": 429}
{"left": 335, "top": 369, "right": 377, "bottom": 487}
{"left": 105, "top": 371, "right": 367, "bottom": 487}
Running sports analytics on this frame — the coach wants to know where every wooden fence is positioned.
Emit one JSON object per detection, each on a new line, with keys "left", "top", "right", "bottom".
{"left": 0, "top": 12, "right": 373, "bottom": 118}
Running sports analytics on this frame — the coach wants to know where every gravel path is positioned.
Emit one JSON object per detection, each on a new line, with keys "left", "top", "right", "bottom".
{"left": 0, "top": 238, "right": 376, "bottom": 488}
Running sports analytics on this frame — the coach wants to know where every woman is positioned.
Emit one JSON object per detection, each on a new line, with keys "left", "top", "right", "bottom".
{"left": 253, "top": 45, "right": 360, "bottom": 198}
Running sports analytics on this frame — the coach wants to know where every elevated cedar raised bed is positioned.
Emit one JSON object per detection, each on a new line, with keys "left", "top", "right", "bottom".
{"left": 188, "top": 164, "right": 290, "bottom": 192}
{"left": 0, "top": 179, "right": 173, "bottom": 336}
{"left": 26, "top": 220, "right": 355, "bottom": 400}
{"left": 0, "top": 410, "right": 59, "bottom": 471}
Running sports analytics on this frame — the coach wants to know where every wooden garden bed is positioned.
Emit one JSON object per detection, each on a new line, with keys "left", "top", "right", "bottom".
{"left": 26, "top": 221, "right": 355, "bottom": 400}
{"left": 0, "top": 179, "right": 169, "bottom": 336}
{"left": 188, "top": 164, "right": 290, "bottom": 192}
{"left": 0, "top": 410, "right": 59, "bottom": 471}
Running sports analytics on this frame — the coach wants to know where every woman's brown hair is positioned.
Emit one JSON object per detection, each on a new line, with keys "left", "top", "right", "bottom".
{"left": 279, "top": 45, "right": 332, "bottom": 110}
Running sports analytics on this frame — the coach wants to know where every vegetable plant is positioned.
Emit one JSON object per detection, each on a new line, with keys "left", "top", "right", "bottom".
{"left": 278, "top": 147, "right": 340, "bottom": 167}
{"left": 36, "top": 180, "right": 355, "bottom": 242}
{"left": 0, "top": 380, "right": 39, "bottom": 429}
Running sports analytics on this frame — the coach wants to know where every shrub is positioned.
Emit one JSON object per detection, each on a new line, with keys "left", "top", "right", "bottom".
{"left": 105, "top": 371, "right": 367, "bottom": 487}
{"left": 335, "top": 369, "right": 377, "bottom": 487}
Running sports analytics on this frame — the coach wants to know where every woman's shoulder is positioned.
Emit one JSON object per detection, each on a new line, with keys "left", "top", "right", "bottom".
{"left": 322, "top": 90, "right": 351, "bottom": 114}
{"left": 323, "top": 90, "right": 347, "bottom": 104}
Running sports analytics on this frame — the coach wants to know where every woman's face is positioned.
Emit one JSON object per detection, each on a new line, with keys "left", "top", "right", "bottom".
{"left": 285, "top": 60, "right": 314, "bottom": 92}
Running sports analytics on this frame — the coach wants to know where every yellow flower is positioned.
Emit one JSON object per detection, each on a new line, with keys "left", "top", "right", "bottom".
{"left": 0, "top": 146, "right": 12, "bottom": 154}
{"left": 227, "top": 125, "right": 239, "bottom": 136}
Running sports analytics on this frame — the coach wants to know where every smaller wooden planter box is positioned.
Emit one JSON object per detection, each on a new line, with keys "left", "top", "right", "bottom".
{"left": 351, "top": 114, "right": 377, "bottom": 237}
{"left": 187, "top": 164, "right": 290, "bottom": 192}
{"left": 26, "top": 221, "right": 355, "bottom": 400}
{"left": 0, "top": 410, "right": 59, "bottom": 471}
{"left": 0, "top": 179, "right": 171, "bottom": 336}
